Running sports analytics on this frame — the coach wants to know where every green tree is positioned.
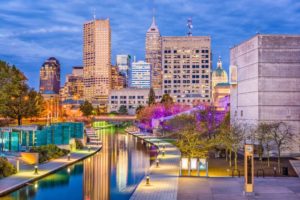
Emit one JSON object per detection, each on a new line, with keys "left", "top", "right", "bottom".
{"left": 79, "top": 100, "right": 93, "bottom": 117}
{"left": 0, "top": 61, "right": 44, "bottom": 125}
{"left": 135, "top": 105, "right": 144, "bottom": 114}
{"left": 148, "top": 87, "right": 156, "bottom": 106}
{"left": 160, "top": 93, "right": 173, "bottom": 104}
{"left": 0, "top": 157, "right": 16, "bottom": 178}
{"left": 118, "top": 105, "right": 128, "bottom": 114}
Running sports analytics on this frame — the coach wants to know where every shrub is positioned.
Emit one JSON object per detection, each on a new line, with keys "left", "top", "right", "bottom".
{"left": 75, "top": 139, "right": 84, "bottom": 149}
{"left": 0, "top": 157, "right": 16, "bottom": 178}
{"left": 30, "top": 144, "right": 69, "bottom": 163}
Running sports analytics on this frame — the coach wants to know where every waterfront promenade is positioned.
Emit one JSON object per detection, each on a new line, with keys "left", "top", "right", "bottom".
{"left": 127, "top": 131, "right": 181, "bottom": 200}
{"left": 0, "top": 147, "right": 101, "bottom": 196}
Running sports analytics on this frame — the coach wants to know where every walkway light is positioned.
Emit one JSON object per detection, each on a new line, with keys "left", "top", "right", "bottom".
{"left": 163, "top": 144, "right": 166, "bottom": 149}
{"left": 156, "top": 159, "right": 160, "bottom": 167}
{"left": 88, "top": 146, "right": 91, "bottom": 152}
{"left": 67, "top": 167, "right": 71, "bottom": 173}
{"left": 162, "top": 150, "right": 165, "bottom": 157}
{"left": 146, "top": 175, "right": 150, "bottom": 185}
{"left": 68, "top": 153, "right": 71, "bottom": 161}
{"left": 34, "top": 165, "right": 38, "bottom": 175}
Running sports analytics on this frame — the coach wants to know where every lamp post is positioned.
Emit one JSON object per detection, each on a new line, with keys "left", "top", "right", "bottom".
{"left": 162, "top": 150, "right": 165, "bottom": 157}
{"left": 67, "top": 153, "right": 71, "bottom": 161}
{"left": 156, "top": 159, "right": 159, "bottom": 167}
{"left": 88, "top": 145, "right": 91, "bottom": 152}
{"left": 34, "top": 165, "right": 38, "bottom": 175}
{"left": 146, "top": 175, "right": 150, "bottom": 185}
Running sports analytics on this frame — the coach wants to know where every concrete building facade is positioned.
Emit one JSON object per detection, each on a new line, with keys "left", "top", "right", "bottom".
{"left": 108, "top": 88, "right": 162, "bottom": 115}
{"left": 116, "top": 54, "right": 130, "bottom": 86}
{"left": 83, "top": 19, "right": 111, "bottom": 105}
{"left": 230, "top": 34, "right": 300, "bottom": 153}
{"left": 161, "top": 36, "right": 212, "bottom": 105}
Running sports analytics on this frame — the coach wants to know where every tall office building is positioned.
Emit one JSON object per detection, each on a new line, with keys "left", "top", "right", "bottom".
{"left": 129, "top": 60, "right": 151, "bottom": 89}
{"left": 162, "top": 36, "right": 212, "bottom": 105}
{"left": 60, "top": 66, "right": 84, "bottom": 102}
{"left": 145, "top": 15, "right": 162, "bottom": 89}
{"left": 230, "top": 34, "right": 300, "bottom": 153}
{"left": 83, "top": 19, "right": 111, "bottom": 105}
{"left": 39, "top": 57, "right": 61, "bottom": 94}
{"left": 111, "top": 66, "right": 125, "bottom": 90}
{"left": 116, "top": 55, "right": 131, "bottom": 86}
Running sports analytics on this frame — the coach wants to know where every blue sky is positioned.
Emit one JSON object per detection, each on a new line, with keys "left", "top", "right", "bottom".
{"left": 0, "top": 0, "right": 300, "bottom": 89}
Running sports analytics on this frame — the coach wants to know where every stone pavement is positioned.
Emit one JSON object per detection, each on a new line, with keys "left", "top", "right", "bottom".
{"left": 178, "top": 177, "right": 300, "bottom": 200}
{"left": 127, "top": 131, "right": 181, "bottom": 200}
{"left": 0, "top": 147, "right": 101, "bottom": 196}
{"left": 290, "top": 159, "right": 300, "bottom": 177}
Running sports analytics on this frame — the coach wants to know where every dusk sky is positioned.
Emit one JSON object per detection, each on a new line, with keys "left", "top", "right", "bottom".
{"left": 0, "top": 0, "right": 299, "bottom": 89}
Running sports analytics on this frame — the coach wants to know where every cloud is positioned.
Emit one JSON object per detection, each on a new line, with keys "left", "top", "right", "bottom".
{"left": 0, "top": 0, "right": 300, "bottom": 89}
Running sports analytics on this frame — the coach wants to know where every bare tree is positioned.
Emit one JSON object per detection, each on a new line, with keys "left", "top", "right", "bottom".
{"left": 229, "top": 122, "right": 245, "bottom": 170}
{"left": 270, "top": 122, "right": 294, "bottom": 172}
{"left": 256, "top": 122, "right": 273, "bottom": 167}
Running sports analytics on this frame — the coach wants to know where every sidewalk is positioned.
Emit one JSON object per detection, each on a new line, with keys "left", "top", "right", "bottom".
{"left": 127, "top": 131, "right": 181, "bottom": 200}
{"left": 0, "top": 147, "right": 101, "bottom": 196}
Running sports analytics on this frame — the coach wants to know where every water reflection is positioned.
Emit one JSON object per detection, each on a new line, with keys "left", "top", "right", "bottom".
{"left": 2, "top": 127, "right": 155, "bottom": 200}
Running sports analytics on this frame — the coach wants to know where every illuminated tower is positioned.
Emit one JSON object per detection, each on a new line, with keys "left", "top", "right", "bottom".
{"left": 39, "top": 57, "right": 60, "bottom": 94}
{"left": 83, "top": 19, "right": 111, "bottom": 105}
{"left": 145, "top": 11, "right": 162, "bottom": 89}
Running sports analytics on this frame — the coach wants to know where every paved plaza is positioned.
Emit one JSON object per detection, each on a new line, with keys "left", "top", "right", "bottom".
{"left": 178, "top": 177, "right": 300, "bottom": 200}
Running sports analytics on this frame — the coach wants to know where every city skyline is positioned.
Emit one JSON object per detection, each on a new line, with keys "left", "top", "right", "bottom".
{"left": 0, "top": 0, "right": 300, "bottom": 89}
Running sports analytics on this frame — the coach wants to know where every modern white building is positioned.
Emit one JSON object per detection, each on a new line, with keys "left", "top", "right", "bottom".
{"left": 129, "top": 61, "right": 151, "bottom": 89}
{"left": 230, "top": 34, "right": 300, "bottom": 153}
{"left": 108, "top": 88, "right": 162, "bottom": 115}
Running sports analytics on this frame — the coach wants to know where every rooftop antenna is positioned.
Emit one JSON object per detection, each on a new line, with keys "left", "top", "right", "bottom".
{"left": 93, "top": 8, "right": 96, "bottom": 20}
{"left": 187, "top": 17, "right": 193, "bottom": 36}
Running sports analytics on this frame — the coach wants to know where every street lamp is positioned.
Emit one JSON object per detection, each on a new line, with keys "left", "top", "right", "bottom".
{"left": 162, "top": 150, "right": 165, "bottom": 157}
{"left": 146, "top": 175, "right": 150, "bottom": 185}
{"left": 156, "top": 159, "right": 160, "bottom": 167}
{"left": 67, "top": 153, "right": 71, "bottom": 161}
{"left": 34, "top": 165, "right": 38, "bottom": 175}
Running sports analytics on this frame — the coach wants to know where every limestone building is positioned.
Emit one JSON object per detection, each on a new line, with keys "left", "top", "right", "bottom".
{"left": 145, "top": 15, "right": 162, "bottom": 89}
{"left": 230, "top": 34, "right": 300, "bottom": 153}
{"left": 83, "top": 19, "right": 111, "bottom": 105}
{"left": 161, "top": 36, "right": 212, "bottom": 105}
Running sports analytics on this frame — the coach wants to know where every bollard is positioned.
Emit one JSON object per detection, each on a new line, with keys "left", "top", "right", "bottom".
{"left": 162, "top": 150, "right": 165, "bottom": 157}
{"left": 68, "top": 153, "right": 71, "bottom": 161}
{"left": 88, "top": 146, "right": 91, "bottom": 152}
{"left": 34, "top": 165, "right": 38, "bottom": 175}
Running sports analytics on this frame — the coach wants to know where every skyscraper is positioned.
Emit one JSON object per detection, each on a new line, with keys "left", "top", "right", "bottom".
{"left": 116, "top": 55, "right": 131, "bottom": 86}
{"left": 83, "top": 19, "right": 111, "bottom": 105}
{"left": 39, "top": 57, "right": 61, "bottom": 94}
{"left": 162, "top": 36, "right": 212, "bottom": 105}
{"left": 145, "top": 14, "right": 162, "bottom": 89}
{"left": 129, "top": 60, "right": 151, "bottom": 89}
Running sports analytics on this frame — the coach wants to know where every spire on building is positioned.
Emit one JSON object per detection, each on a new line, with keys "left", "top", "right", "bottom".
{"left": 217, "top": 56, "right": 222, "bottom": 68}
{"left": 147, "top": 8, "right": 159, "bottom": 32}
{"left": 187, "top": 18, "right": 193, "bottom": 36}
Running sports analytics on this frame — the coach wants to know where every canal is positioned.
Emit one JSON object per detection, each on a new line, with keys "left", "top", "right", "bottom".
{"left": 2, "top": 127, "right": 155, "bottom": 200}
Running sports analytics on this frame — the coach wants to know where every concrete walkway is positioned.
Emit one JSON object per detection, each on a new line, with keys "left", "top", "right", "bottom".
{"left": 127, "top": 131, "right": 181, "bottom": 200}
{"left": 0, "top": 147, "right": 101, "bottom": 196}
{"left": 178, "top": 177, "right": 300, "bottom": 200}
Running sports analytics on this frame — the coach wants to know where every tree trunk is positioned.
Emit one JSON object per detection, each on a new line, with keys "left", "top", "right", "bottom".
{"left": 17, "top": 115, "right": 22, "bottom": 126}
{"left": 229, "top": 149, "right": 232, "bottom": 167}
{"left": 234, "top": 150, "right": 238, "bottom": 170}
{"left": 267, "top": 145, "right": 270, "bottom": 167}
{"left": 277, "top": 149, "right": 281, "bottom": 174}
{"left": 225, "top": 148, "right": 228, "bottom": 161}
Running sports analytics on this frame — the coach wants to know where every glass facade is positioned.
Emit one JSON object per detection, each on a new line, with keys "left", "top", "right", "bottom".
{"left": 0, "top": 122, "right": 84, "bottom": 152}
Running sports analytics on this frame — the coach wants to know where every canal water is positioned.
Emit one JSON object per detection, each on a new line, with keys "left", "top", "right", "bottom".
{"left": 2, "top": 127, "right": 155, "bottom": 200}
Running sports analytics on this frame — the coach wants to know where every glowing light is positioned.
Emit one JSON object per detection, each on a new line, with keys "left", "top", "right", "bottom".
{"left": 67, "top": 167, "right": 71, "bottom": 173}
{"left": 34, "top": 183, "right": 38, "bottom": 189}
{"left": 181, "top": 158, "right": 189, "bottom": 170}
{"left": 190, "top": 158, "right": 197, "bottom": 170}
